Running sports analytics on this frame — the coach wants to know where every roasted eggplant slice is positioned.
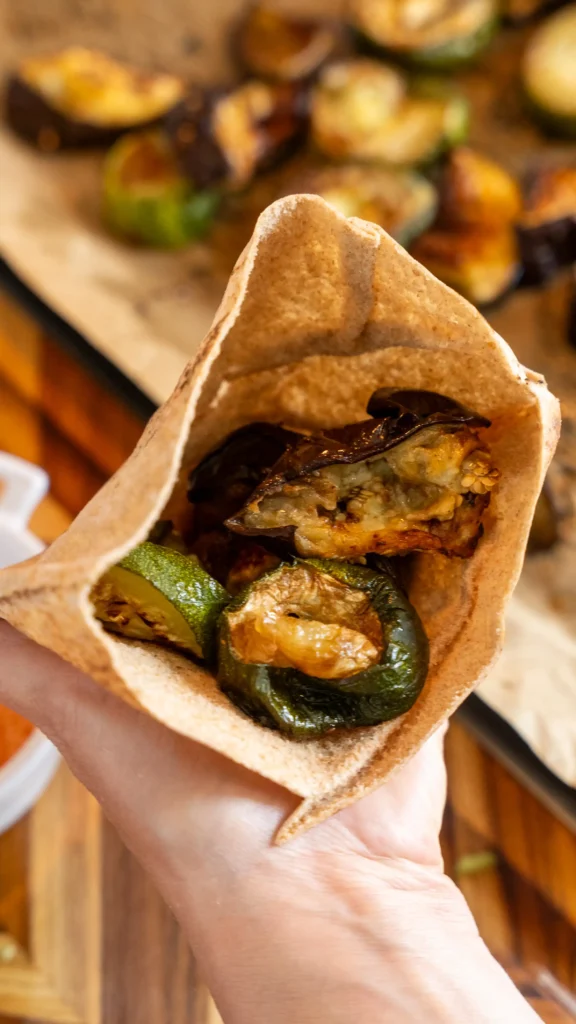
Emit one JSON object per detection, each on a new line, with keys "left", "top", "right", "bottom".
{"left": 504, "top": 0, "right": 569, "bottom": 24}
{"left": 103, "top": 131, "right": 220, "bottom": 247}
{"left": 235, "top": 5, "right": 342, "bottom": 81}
{"left": 5, "top": 47, "right": 184, "bottom": 151}
{"left": 351, "top": 0, "right": 498, "bottom": 69}
{"left": 282, "top": 165, "right": 437, "bottom": 245}
{"left": 310, "top": 59, "right": 468, "bottom": 166}
{"left": 517, "top": 166, "right": 576, "bottom": 285}
{"left": 437, "top": 147, "right": 522, "bottom": 229}
{"left": 91, "top": 541, "right": 229, "bottom": 660}
{"left": 165, "top": 81, "right": 307, "bottom": 189}
{"left": 227, "top": 393, "right": 498, "bottom": 560}
{"left": 411, "top": 225, "right": 520, "bottom": 306}
{"left": 218, "top": 559, "right": 429, "bottom": 738}
{"left": 570, "top": 271, "right": 576, "bottom": 349}
{"left": 522, "top": 5, "right": 576, "bottom": 138}
{"left": 527, "top": 482, "right": 560, "bottom": 552}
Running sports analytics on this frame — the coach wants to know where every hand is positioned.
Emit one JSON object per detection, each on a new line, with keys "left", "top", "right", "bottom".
{"left": 0, "top": 620, "right": 538, "bottom": 1023}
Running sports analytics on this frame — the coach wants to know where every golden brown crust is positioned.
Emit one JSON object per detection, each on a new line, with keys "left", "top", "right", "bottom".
{"left": 0, "top": 195, "right": 560, "bottom": 842}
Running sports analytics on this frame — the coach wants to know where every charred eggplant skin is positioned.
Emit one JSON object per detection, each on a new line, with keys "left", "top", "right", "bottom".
{"left": 366, "top": 387, "right": 490, "bottom": 427}
{"left": 517, "top": 168, "right": 576, "bottom": 285}
{"left": 218, "top": 560, "right": 429, "bottom": 739}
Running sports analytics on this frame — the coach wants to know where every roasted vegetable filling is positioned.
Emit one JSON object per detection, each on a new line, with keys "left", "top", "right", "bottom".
{"left": 19, "top": 48, "right": 184, "bottom": 126}
{"left": 227, "top": 563, "right": 383, "bottom": 678}
{"left": 228, "top": 421, "right": 498, "bottom": 559}
{"left": 218, "top": 560, "right": 429, "bottom": 738}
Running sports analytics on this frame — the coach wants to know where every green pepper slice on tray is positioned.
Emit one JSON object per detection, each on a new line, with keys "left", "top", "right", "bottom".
{"left": 218, "top": 559, "right": 429, "bottom": 739}
{"left": 91, "top": 541, "right": 229, "bottom": 660}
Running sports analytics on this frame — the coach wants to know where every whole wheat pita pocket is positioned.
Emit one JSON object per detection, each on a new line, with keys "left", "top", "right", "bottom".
{"left": 0, "top": 195, "right": 559, "bottom": 842}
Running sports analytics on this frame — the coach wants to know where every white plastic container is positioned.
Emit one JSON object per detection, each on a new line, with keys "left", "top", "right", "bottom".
{"left": 0, "top": 452, "right": 60, "bottom": 835}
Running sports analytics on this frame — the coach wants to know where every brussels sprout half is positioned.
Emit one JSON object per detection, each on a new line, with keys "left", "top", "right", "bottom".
{"left": 6, "top": 47, "right": 184, "bottom": 151}
{"left": 218, "top": 559, "right": 429, "bottom": 738}
{"left": 351, "top": 0, "right": 499, "bottom": 70}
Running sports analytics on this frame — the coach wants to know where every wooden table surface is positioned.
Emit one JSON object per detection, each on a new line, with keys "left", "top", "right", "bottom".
{"left": 0, "top": 287, "right": 575, "bottom": 1023}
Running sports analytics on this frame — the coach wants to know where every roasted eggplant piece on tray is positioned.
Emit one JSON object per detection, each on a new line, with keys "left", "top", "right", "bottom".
{"left": 517, "top": 166, "right": 576, "bottom": 285}
{"left": 103, "top": 131, "right": 220, "bottom": 247}
{"left": 218, "top": 559, "right": 429, "bottom": 738}
{"left": 92, "top": 541, "right": 229, "bottom": 660}
{"left": 350, "top": 0, "right": 499, "bottom": 70}
{"left": 281, "top": 165, "right": 437, "bottom": 246}
{"left": 165, "top": 81, "right": 307, "bottom": 189}
{"left": 310, "top": 59, "right": 468, "bottom": 167}
{"left": 504, "top": 0, "right": 569, "bottom": 23}
{"left": 522, "top": 4, "right": 576, "bottom": 138}
{"left": 227, "top": 390, "right": 498, "bottom": 560}
{"left": 235, "top": 5, "right": 342, "bottom": 81}
{"left": 437, "top": 147, "right": 522, "bottom": 228}
{"left": 5, "top": 47, "right": 184, "bottom": 151}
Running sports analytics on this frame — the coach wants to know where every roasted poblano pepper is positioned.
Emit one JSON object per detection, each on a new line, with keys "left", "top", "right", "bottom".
{"left": 91, "top": 541, "right": 229, "bottom": 660}
{"left": 103, "top": 130, "right": 220, "bottom": 248}
{"left": 218, "top": 559, "right": 429, "bottom": 738}
{"left": 351, "top": 0, "right": 499, "bottom": 71}
{"left": 227, "top": 390, "right": 498, "bottom": 560}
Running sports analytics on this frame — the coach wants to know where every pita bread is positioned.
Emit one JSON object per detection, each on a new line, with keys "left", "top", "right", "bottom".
{"left": 0, "top": 195, "right": 560, "bottom": 842}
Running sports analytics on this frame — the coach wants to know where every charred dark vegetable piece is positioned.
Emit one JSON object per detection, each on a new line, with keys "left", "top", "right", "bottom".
{"left": 103, "top": 131, "right": 220, "bottom": 247}
{"left": 437, "top": 148, "right": 522, "bottom": 229}
{"left": 411, "top": 226, "right": 520, "bottom": 306}
{"left": 6, "top": 47, "right": 184, "bottom": 151}
{"left": 570, "top": 273, "right": 576, "bottom": 349}
{"left": 527, "top": 483, "right": 560, "bottom": 552}
{"left": 227, "top": 392, "right": 498, "bottom": 560}
{"left": 522, "top": 5, "right": 576, "bottom": 138}
{"left": 218, "top": 559, "right": 429, "bottom": 738}
{"left": 517, "top": 167, "right": 576, "bottom": 285}
{"left": 281, "top": 164, "right": 437, "bottom": 246}
{"left": 165, "top": 81, "right": 307, "bottom": 189}
{"left": 504, "top": 0, "right": 569, "bottom": 24}
{"left": 310, "top": 59, "right": 468, "bottom": 167}
{"left": 351, "top": 0, "right": 498, "bottom": 70}
{"left": 235, "top": 5, "right": 342, "bottom": 81}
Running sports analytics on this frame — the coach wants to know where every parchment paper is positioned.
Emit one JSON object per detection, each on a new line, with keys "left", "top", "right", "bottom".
{"left": 0, "top": 0, "right": 575, "bottom": 784}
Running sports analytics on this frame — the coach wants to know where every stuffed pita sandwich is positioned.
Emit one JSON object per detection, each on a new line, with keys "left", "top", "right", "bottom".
{"left": 0, "top": 195, "right": 559, "bottom": 841}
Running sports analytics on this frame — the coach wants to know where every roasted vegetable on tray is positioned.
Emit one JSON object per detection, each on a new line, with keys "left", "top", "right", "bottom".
{"left": 6, "top": 47, "right": 184, "bottom": 151}
{"left": 522, "top": 4, "right": 576, "bottom": 138}
{"left": 310, "top": 59, "right": 468, "bottom": 167}
{"left": 218, "top": 559, "right": 429, "bottom": 738}
{"left": 92, "top": 389, "right": 497, "bottom": 739}
{"left": 517, "top": 166, "right": 576, "bottom": 284}
{"left": 165, "top": 80, "right": 307, "bottom": 189}
{"left": 281, "top": 164, "right": 438, "bottom": 246}
{"left": 412, "top": 148, "right": 521, "bottom": 306}
{"left": 103, "top": 130, "right": 220, "bottom": 247}
{"left": 351, "top": 0, "right": 499, "bottom": 69}
{"left": 235, "top": 5, "right": 342, "bottom": 81}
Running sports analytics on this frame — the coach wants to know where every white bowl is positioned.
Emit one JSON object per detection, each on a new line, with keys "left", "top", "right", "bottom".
{"left": 0, "top": 452, "right": 60, "bottom": 835}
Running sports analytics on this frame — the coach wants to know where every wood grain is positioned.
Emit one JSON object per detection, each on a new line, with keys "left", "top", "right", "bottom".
{"left": 0, "top": 287, "right": 573, "bottom": 1023}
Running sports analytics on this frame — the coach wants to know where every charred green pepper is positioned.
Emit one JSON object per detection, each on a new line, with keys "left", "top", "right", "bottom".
{"left": 310, "top": 59, "right": 468, "bottom": 167}
{"left": 103, "top": 130, "right": 220, "bottom": 247}
{"left": 351, "top": 0, "right": 498, "bottom": 70}
{"left": 522, "top": 5, "right": 576, "bottom": 138}
{"left": 218, "top": 559, "right": 429, "bottom": 738}
{"left": 91, "top": 541, "right": 229, "bottom": 660}
{"left": 5, "top": 47, "right": 184, "bottom": 151}
{"left": 227, "top": 390, "right": 498, "bottom": 560}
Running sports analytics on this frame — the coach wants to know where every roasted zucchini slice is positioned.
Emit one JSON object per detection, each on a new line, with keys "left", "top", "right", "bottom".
{"left": 412, "top": 225, "right": 520, "bottom": 306}
{"left": 437, "top": 147, "right": 522, "bottom": 228}
{"left": 218, "top": 560, "right": 429, "bottom": 738}
{"left": 5, "top": 47, "right": 184, "bottom": 151}
{"left": 103, "top": 131, "right": 220, "bottom": 248}
{"left": 517, "top": 166, "right": 576, "bottom": 284}
{"left": 227, "top": 392, "right": 498, "bottom": 560}
{"left": 522, "top": 5, "right": 576, "bottom": 138}
{"left": 165, "top": 81, "right": 307, "bottom": 189}
{"left": 310, "top": 59, "right": 468, "bottom": 166}
{"left": 282, "top": 164, "right": 437, "bottom": 245}
{"left": 351, "top": 0, "right": 498, "bottom": 69}
{"left": 91, "top": 541, "right": 229, "bottom": 660}
{"left": 235, "top": 5, "right": 342, "bottom": 81}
